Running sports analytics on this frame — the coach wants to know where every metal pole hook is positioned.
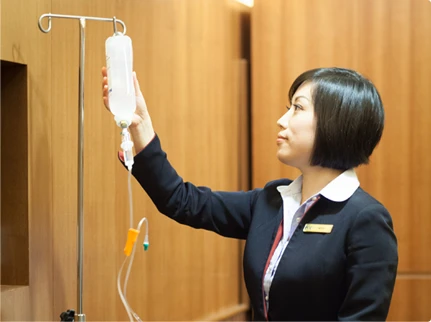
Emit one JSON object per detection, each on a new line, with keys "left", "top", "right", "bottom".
{"left": 38, "top": 13, "right": 52, "bottom": 33}
{"left": 113, "top": 16, "right": 118, "bottom": 34}
{"left": 37, "top": 13, "right": 127, "bottom": 34}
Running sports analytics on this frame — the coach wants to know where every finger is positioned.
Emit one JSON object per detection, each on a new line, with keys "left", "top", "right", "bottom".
{"left": 102, "top": 77, "right": 108, "bottom": 90}
{"left": 102, "top": 83, "right": 110, "bottom": 110}
{"left": 101, "top": 66, "right": 107, "bottom": 77}
{"left": 103, "top": 84, "right": 109, "bottom": 97}
{"left": 103, "top": 96, "right": 110, "bottom": 110}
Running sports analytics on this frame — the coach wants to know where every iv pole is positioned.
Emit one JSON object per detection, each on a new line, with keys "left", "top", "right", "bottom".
{"left": 38, "top": 13, "right": 127, "bottom": 322}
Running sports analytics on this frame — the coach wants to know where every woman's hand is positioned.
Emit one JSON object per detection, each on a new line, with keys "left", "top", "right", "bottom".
{"left": 102, "top": 67, "right": 155, "bottom": 152}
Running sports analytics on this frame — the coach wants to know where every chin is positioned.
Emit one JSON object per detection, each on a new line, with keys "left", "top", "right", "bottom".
{"left": 276, "top": 151, "right": 292, "bottom": 166}
{"left": 277, "top": 151, "right": 304, "bottom": 169}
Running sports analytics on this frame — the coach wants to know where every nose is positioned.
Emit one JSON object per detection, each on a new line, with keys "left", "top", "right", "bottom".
{"left": 277, "top": 110, "right": 290, "bottom": 129}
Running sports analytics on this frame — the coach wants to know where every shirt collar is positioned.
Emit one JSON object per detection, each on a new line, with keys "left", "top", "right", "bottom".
{"left": 276, "top": 176, "right": 302, "bottom": 196}
{"left": 320, "top": 168, "right": 359, "bottom": 202}
{"left": 276, "top": 168, "right": 359, "bottom": 202}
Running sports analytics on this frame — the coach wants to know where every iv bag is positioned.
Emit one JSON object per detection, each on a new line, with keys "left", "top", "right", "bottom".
{"left": 105, "top": 34, "right": 136, "bottom": 127}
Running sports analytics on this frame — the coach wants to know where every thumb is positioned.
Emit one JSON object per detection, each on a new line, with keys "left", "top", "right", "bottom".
{"left": 133, "top": 71, "right": 148, "bottom": 114}
{"left": 133, "top": 71, "right": 142, "bottom": 95}
{"left": 118, "top": 150, "right": 125, "bottom": 162}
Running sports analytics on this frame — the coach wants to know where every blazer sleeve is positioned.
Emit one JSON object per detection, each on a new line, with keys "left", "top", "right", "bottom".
{"left": 338, "top": 204, "right": 398, "bottom": 321}
{"left": 130, "top": 134, "right": 258, "bottom": 239}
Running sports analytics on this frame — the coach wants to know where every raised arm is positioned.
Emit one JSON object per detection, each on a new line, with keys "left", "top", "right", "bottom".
{"left": 131, "top": 135, "right": 258, "bottom": 239}
{"left": 102, "top": 68, "right": 258, "bottom": 239}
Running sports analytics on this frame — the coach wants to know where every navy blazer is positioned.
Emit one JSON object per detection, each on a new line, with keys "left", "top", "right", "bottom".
{"left": 131, "top": 135, "right": 398, "bottom": 321}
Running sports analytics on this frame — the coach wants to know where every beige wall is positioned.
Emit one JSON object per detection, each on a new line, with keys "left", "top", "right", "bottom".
{"left": 251, "top": 0, "right": 431, "bottom": 320}
{"left": 1, "top": 0, "right": 250, "bottom": 320}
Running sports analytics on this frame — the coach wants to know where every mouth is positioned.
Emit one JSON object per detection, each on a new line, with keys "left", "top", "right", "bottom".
{"left": 276, "top": 135, "right": 288, "bottom": 144}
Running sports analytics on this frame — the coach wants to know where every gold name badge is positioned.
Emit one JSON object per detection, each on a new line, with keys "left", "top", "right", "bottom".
{"left": 303, "top": 224, "right": 333, "bottom": 234}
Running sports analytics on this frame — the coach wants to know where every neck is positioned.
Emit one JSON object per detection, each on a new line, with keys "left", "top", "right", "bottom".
{"left": 300, "top": 166, "right": 343, "bottom": 204}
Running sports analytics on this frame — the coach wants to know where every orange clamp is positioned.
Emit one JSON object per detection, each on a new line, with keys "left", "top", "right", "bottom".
{"left": 124, "top": 228, "right": 140, "bottom": 256}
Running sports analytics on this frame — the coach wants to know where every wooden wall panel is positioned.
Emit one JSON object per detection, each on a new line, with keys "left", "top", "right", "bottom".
{"left": 1, "top": 0, "right": 52, "bottom": 320}
{"left": 252, "top": 0, "right": 431, "bottom": 320}
{"left": 2, "top": 0, "right": 250, "bottom": 320}
{"left": 387, "top": 277, "right": 431, "bottom": 321}
{"left": 0, "top": 285, "right": 30, "bottom": 321}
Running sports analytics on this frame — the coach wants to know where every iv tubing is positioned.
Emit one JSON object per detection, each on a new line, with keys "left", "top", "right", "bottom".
{"left": 117, "top": 258, "right": 134, "bottom": 322}
{"left": 125, "top": 217, "right": 148, "bottom": 298}
{"left": 125, "top": 170, "right": 135, "bottom": 295}
{"left": 128, "top": 169, "right": 133, "bottom": 228}
{"left": 118, "top": 167, "right": 148, "bottom": 321}
{"left": 118, "top": 217, "right": 148, "bottom": 322}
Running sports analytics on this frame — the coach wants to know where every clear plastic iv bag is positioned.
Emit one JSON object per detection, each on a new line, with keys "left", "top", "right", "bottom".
{"left": 105, "top": 33, "right": 136, "bottom": 127}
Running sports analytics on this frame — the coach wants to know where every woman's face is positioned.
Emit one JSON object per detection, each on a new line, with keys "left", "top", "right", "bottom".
{"left": 276, "top": 82, "right": 317, "bottom": 169}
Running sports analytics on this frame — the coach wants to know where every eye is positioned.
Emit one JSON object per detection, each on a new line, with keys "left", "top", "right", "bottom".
{"left": 286, "top": 104, "right": 302, "bottom": 111}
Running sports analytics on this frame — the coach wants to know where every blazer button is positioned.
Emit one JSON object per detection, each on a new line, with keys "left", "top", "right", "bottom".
{"left": 265, "top": 295, "right": 269, "bottom": 301}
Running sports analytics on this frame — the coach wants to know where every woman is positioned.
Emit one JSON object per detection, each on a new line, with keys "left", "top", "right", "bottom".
{"left": 102, "top": 67, "right": 398, "bottom": 321}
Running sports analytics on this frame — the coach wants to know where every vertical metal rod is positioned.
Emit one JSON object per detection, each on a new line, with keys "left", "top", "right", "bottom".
{"left": 77, "top": 17, "right": 86, "bottom": 321}
{"left": 37, "top": 14, "right": 127, "bottom": 321}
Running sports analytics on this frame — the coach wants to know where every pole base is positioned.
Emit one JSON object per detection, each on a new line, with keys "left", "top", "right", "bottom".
{"left": 60, "top": 310, "right": 75, "bottom": 321}
{"left": 59, "top": 310, "right": 85, "bottom": 322}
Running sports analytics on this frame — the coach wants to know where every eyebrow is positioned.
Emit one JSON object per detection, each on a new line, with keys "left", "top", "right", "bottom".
{"left": 293, "top": 95, "right": 311, "bottom": 103}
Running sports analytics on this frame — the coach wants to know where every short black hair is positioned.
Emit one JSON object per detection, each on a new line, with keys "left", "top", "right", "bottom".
{"left": 289, "top": 67, "right": 384, "bottom": 170}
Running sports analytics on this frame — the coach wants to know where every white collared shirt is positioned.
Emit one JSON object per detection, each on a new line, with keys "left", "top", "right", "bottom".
{"left": 263, "top": 169, "right": 360, "bottom": 308}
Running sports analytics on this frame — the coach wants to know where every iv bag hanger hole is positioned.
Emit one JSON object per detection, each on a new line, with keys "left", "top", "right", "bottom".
{"left": 112, "top": 16, "right": 124, "bottom": 36}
